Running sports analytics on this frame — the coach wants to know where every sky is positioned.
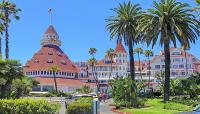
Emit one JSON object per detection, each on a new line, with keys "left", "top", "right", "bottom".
{"left": 2, "top": 0, "right": 199, "bottom": 64}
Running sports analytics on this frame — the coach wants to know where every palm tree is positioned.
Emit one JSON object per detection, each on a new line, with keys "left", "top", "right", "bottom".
{"left": 106, "top": 1, "right": 142, "bottom": 84}
{"left": 105, "top": 48, "right": 115, "bottom": 92}
{"left": 0, "top": 59, "right": 24, "bottom": 98}
{"left": 48, "top": 65, "right": 60, "bottom": 92}
{"left": 181, "top": 45, "right": 190, "bottom": 76}
{"left": 0, "top": 0, "right": 21, "bottom": 59}
{"left": 88, "top": 57, "right": 99, "bottom": 92}
{"left": 0, "top": 22, "right": 4, "bottom": 57}
{"left": 106, "top": 48, "right": 115, "bottom": 82}
{"left": 139, "top": 0, "right": 199, "bottom": 102}
{"left": 89, "top": 48, "right": 97, "bottom": 58}
{"left": 144, "top": 50, "right": 153, "bottom": 89}
{"left": 134, "top": 47, "right": 143, "bottom": 81}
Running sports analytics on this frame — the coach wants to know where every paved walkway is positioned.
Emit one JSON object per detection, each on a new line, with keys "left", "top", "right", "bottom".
{"left": 100, "top": 99, "right": 118, "bottom": 114}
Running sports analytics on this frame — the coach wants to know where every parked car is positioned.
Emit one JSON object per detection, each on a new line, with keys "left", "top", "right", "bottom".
{"left": 179, "top": 104, "right": 200, "bottom": 114}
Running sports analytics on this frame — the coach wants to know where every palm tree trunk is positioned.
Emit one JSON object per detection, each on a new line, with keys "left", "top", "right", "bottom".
{"left": 164, "top": 39, "right": 171, "bottom": 103}
{"left": 128, "top": 39, "right": 135, "bottom": 92}
{"left": 184, "top": 50, "right": 188, "bottom": 76}
{"left": 92, "top": 64, "right": 99, "bottom": 92}
{"left": 138, "top": 53, "right": 142, "bottom": 82}
{"left": 148, "top": 56, "right": 151, "bottom": 89}
{"left": 53, "top": 72, "right": 58, "bottom": 92}
{"left": 5, "top": 11, "right": 9, "bottom": 59}
{"left": 1, "top": 79, "right": 12, "bottom": 98}
{"left": 106, "top": 62, "right": 113, "bottom": 93}
{"left": 0, "top": 36, "right": 2, "bottom": 58}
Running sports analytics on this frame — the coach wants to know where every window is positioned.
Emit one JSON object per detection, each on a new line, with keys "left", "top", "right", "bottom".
{"left": 155, "top": 65, "right": 160, "bottom": 69}
{"left": 173, "top": 58, "right": 181, "bottom": 62}
{"left": 173, "top": 65, "right": 178, "bottom": 68}
{"left": 179, "top": 64, "right": 184, "bottom": 68}
{"left": 172, "top": 51, "right": 181, "bottom": 55}
{"left": 162, "top": 65, "right": 165, "bottom": 68}
{"left": 48, "top": 52, "right": 53, "bottom": 55}
{"left": 61, "top": 60, "right": 66, "bottom": 65}
{"left": 34, "top": 59, "right": 39, "bottom": 63}
{"left": 41, "top": 71, "right": 43, "bottom": 75}
{"left": 181, "top": 72, "right": 185, "bottom": 75}
{"left": 47, "top": 59, "right": 53, "bottom": 63}
{"left": 44, "top": 71, "right": 46, "bottom": 75}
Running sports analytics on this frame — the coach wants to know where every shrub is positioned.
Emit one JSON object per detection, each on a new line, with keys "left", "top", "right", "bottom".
{"left": 172, "top": 96, "right": 200, "bottom": 107}
{"left": 66, "top": 97, "right": 93, "bottom": 114}
{"left": 0, "top": 99, "right": 60, "bottom": 114}
{"left": 163, "top": 102, "right": 191, "bottom": 111}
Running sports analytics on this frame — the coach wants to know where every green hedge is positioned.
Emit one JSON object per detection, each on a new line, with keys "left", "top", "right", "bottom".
{"left": 0, "top": 99, "right": 60, "bottom": 114}
{"left": 66, "top": 98, "right": 93, "bottom": 114}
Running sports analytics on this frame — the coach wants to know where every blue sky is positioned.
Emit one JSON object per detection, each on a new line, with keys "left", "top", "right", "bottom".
{"left": 4, "top": 0, "right": 198, "bottom": 64}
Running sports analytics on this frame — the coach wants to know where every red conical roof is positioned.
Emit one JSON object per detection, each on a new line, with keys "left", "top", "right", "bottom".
{"left": 45, "top": 25, "right": 58, "bottom": 35}
{"left": 114, "top": 41, "right": 126, "bottom": 53}
{"left": 23, "top": 45, "right": 80, "bottom": 73}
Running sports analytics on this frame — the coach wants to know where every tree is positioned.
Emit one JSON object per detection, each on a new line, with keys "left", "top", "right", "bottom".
{"left": 134, "top": 47, "right": 143, "bottom": 81}
{"left": 0, "top": 0, "right": 21, "bottom": 59}
{"left": 196, "top": 0, "right": 200, "bottom": 4}
{"left": 88, "top": 57, "right": 100, "bottom": 92}
{"left": 181, "top": 45, "right": 190, "bottom": 76}
{"left": 48, "top": 65, "right": 60, "bottom": 92}
{"left": 106, "top": 48, "right": 115, "bottom": 84}
{"left": 0, "top": 59, "right": 24, "bottom": 98}
{"left": 12, "top": 77, "right": 39, "bottom": 98}
{"left": 89, "top": 48, "right": 97, "bottom": 58}
{"left": 106, "top": 1, "right": 142, "bottom": 86}
{"left": 0, "top": 19, "right": 4, "bottom": 57}
{"left": 144, "top": 50, "right": 153, "bottom": 89}
{"left": 139, "top": 0, "right": 199, "bottom": 102}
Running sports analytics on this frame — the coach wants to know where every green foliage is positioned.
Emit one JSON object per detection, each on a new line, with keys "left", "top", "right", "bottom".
{"left": 76, "top": 85, "right": 92, "bottom": 94}
{"left": 172, "top": 96, "right": 200, "bottom": 107}
{"left": 163, "top": 102, "right": 191, "bottom": 111}
{"left": 110, "top": 76, "right": 145, "bottom": 108}
{"left": 0, "top": 99, "right": 60, "bottom": 114}
{"left": 66, "top": 98, "right": 93, "bottom": 114}
{"left": 119, "top": 99, "right": 192, "bottom": 114}
{"left": 10, "top": 77, "right": 38, "bottom": 98}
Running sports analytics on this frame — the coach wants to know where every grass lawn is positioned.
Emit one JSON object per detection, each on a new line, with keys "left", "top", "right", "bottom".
{"left": 119, "top": 99, "right": 192, "bottom": 114}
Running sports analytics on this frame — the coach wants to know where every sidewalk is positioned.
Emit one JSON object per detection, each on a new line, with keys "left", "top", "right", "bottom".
{"left": 100, "top": 99, "right": 118, "bottom": 114}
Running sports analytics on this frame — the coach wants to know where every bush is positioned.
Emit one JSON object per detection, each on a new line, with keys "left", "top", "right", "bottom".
{"left": 172, "top": 96, "right": 200, "bottom": 107}
{"left": 66, "top": 97, "right": 93, "bottom": 114}
{"left": 163, "top": 102, "right": 191, "bottom": 111}
{"left": 0, "top": 99, "right": 60, "bottom": 114}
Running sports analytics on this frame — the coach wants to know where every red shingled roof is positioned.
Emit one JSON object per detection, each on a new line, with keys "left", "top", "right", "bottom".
{"left": 114, "top": 42, "right": 126, "bottom": 53}
{"left": 45, "top": 25, "right": 58, "bottom": 35}
{"left": 23, "top": 45, "right": 79, "bottom": 73}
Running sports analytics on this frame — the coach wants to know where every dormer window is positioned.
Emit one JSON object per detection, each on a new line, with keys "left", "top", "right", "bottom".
{"left": 57, "top": 52, "right": 62, "bottom": 56}
{"left": 40, "top": 52, "right": 44, "bottom": 55}
{"left": 61, "top": 60, "right": 66, "bottom": 65}
{"left": 34, "top": 59, "right": 39, "bottom": 63}
{"left": 47, "top": 59, "right": 53, "bottom": 63}
{"left": 48, "top": 52, "right": 53, "bottom": 55}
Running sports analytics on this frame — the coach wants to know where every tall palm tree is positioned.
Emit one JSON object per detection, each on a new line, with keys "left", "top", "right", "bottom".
{"left": 0, "top": 22, "right": 4, "bottom": 58}
{"left": 48, "top": 65, "right": 60, "bottom": 92}
{"left": 181, "top": 45, "right": 190, "bottom": 76}
{"left": 89, "top": 48, "right": 97, "bottom": 58}
{"left": 106, "top": 1, "right": 142, "bottom": 85}
{"left": 134, "top": 47, "right": 143, "bottom": 81}
{"left": 106, "top": 48, "right": 115, "bottom": 82}
{"left": 144, "top": 50, "right": 153, "bottom": 89}
{"left": 0, "top": 0, "right": 21, "bottom": 59}
{"left": 105, "top": 48, "right": 115, "bottom": 92}
{"left": 139, "top": 0, "right": 199, "bottom": 102}
{"left": 88, "top": 57, "right": 99, "bottom": 92}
